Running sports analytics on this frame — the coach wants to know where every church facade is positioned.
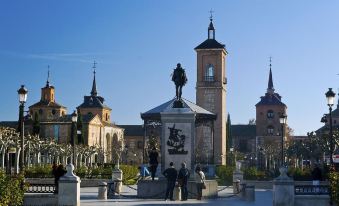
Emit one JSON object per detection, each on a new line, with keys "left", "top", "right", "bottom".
{"left": 28, "top": 69, "right": 124, "bottom": 164}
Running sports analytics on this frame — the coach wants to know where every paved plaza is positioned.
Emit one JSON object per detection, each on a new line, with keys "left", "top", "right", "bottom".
{"left": 80, "top": 186, "right": 272, "bottom": 206}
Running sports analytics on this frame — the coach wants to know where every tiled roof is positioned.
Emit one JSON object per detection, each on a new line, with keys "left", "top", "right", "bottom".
{"left": 29, "top": 101, "right": 66, "bottom": 108}
{"left": 77, "top": 96, "right": 111, "bottom": 110}
{"left": 195, "top": 39, "right": 225, "bottom": 50}
{"left": 231, "top": 124, "right": 256, "bottom": 137}
{"left": 141, "top": 98, "right": 216, "bottom": 120}
{"left": 118, "top": 125, "right": 144, "bottom": 136}
{"left": 256, "top": 93, "right": 286, "bottom": 106}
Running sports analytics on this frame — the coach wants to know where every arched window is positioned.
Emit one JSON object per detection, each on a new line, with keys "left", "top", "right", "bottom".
{"left": 205, "top": 64, "right": 214, "bottom": 82}
{"left": 267, "top": 110, "right": 274, "bottom": 119}
{"left": 267, "top": 125, "right": 274, "bottom": 135}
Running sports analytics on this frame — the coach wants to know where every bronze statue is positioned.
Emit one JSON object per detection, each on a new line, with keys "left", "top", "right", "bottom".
{"left": 172, "top": 63, "right": 187, "bottom": 100}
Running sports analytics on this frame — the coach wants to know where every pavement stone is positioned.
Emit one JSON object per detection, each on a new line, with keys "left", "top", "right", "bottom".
{"left": 80, "top": 186, "right": 273, "bottom": 206}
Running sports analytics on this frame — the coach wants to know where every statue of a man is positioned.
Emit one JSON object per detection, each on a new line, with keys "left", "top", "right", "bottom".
{"left": 171, "top": 63, "right": 187, "bottom": 100}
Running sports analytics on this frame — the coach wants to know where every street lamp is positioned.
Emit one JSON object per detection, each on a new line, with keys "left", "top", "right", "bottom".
{"left": 71, "top": 110, "right": 78, "bottom": 166}
{"left": 279, "top": 113, "right": 287, "bottom": 167}
{"left": 18, "top": 85, "right": 28, "bottom": 172}
{"left": 325, "top": 88, "right": 335, "bottom": 167}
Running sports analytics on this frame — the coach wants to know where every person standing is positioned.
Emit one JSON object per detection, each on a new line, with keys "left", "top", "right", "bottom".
{"left": 194, "top": 165, "right": 205, "bottom": 200}
{"left": 149, "top": 147, "right": 159, "bottom": 181}
{"left": 311, "top": 164, "right": 322, "bottom": 192}
{"left": 163, "top": 162, "right": 178, "bottom": 201}
{"left": 177, "top": 162, "right": 190, "bottom": 201}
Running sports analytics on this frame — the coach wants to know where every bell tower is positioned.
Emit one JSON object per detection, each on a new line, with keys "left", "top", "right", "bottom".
{"left": 195, "top": 16, "right": 227, "bottom": 165}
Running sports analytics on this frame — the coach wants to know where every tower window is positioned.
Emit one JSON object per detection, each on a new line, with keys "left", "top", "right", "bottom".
{"left": 267, "top": 110, "right": 274, "bottom": 119}
{"left": 267, "top": 126, "right": 274, "bottom": 135}
{"left": 52, "top": 109, "right": 56, "bottom": 115}
{"left": 39, "top": 109, "right": 43, "bottom": 115}
{"left": 205, "top": 64, "right": 214, "bottom": 82}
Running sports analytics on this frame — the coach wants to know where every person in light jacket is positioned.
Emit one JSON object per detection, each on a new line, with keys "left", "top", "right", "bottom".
{"left": 194, "top": 165, "right": 205, "bottom": 200}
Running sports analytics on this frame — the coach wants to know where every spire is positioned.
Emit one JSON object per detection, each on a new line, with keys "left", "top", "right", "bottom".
{"left": 46, "top": 65, "right": 50, "bottom": 87}
{"left": 208, "top": 9, "right": 215, "bottom": 39}
{"left": 91, "top": 61, "right": 98, "bottom": 96}
{"left": 267, "top": 57, "right": 275, "bottom": 94}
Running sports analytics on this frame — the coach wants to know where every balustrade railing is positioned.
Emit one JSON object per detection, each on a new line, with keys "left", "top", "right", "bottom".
{"left": 295, "top": 185, "right": 329, "bottom": 195}
{"left": 26, "top": 183, "right": 56, "bottom": 194}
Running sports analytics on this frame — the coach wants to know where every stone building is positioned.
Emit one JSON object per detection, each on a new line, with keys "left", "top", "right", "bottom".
{"left": 256, "top": 66, "right": 287, "bottom": 139}
{"left": 27, "top": 69, "right": 124, "bottom": 164}
{"left": 76, "top": 69, "right": 124, "bottom": 163}
{"left": 195, "top": 17, "right": 227, "bottom": 165}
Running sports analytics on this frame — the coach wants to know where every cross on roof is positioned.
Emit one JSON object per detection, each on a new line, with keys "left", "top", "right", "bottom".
{"left": 93, "top": 60, "right": 97, "bottom": 74}
{"left": 209, "top": 9, "right": 214, "bottom": 21}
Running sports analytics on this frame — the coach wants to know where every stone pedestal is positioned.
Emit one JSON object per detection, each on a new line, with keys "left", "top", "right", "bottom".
{"left": 273, "top": 167, "right": 294, "bottom": 206}
{"left": 112, "top": 169, "right": 123, "bottom": 194}
{"left": 137, "top": 179, "right": 218, "bottom": 199}
{"left": 58, "top": 164, "right": 81, "bottom": 206}
{"left": 160, "top": 109, "right": 196, "bottom": 173}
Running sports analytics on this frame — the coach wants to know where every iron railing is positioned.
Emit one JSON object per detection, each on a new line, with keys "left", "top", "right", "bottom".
{"left": 295, "top": 185, "right": 329, "bottom": 195}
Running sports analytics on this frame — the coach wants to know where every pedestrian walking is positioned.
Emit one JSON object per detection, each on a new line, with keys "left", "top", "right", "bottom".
{"left": 163, "top": 162, "right": 178, "bottom": 201}
{"left": 194, "top": 165, "right": 205, "bottom": 200}
{"left": 177, "top": 162, "right": 190, "bottom": 201}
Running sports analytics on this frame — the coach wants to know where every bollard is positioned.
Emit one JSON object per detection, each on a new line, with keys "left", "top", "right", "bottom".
{"left": 98, "top": 182, "right": 107, "bottom": 200}
{"left": 240, "top": 183, "right": 246, "bottom": 200}
{"left": 233, "top": 179, "right": 241, "bottom": 194}
{"left": 107, "top": 181, "right": 115, "bottom": 199}
{"left": 245, "top": 185, "right": 255, "bottom": 202}
{"left": 173, "top": 185, "right": 182, "bottom": 201}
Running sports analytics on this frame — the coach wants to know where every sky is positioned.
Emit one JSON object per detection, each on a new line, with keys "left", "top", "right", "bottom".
{"left": 1, "top": 1, "right": 339, "bottom": 135}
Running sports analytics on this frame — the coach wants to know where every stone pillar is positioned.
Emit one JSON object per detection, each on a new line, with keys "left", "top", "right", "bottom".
{"left": 58, "top": 164, "right": 81, "bottom": 206}
{"left": 112, "top": 168, "right": 123, "bottom": 194}
{"left": 273, "top": 167, "right": 294, "bottom": 206}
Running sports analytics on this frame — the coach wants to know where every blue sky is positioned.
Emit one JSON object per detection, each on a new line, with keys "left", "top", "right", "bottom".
{"left": 1, "top": 1, "right": 339, "bottom": 135}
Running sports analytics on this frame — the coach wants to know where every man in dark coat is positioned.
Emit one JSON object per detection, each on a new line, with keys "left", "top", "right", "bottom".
{"left": 163, "top": 162, "right": 178, "bottom": 201}
{"left": 149, "top": 147, "right": 159, "bottom": 181}
{"left": 177, "top": 162, "right": 190, "bottom": 201}
{"left": 312, "top": 164, "right": 322, "bottom": 192}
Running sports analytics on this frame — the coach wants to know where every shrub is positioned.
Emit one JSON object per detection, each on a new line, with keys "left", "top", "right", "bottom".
{"left": 215, "top": 165, "right": 234, "bottom": 185}
{"left": 330, "top": 171, "right": 339, "bottom": 205}
{"left": 120, "top": 165, "right": 139, "bottom": 185}
{"left": 0, "top": 170, "right": 27, "bottom": 206}
{"left": 243, "top": 167, "right": 258, "bottom": 180}
{"left": 288, "top": 167, "right": 312, "bottom": 181}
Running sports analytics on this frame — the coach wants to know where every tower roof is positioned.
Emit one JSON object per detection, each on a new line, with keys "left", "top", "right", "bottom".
{"left": 256, "top": 60, "right": 286, "bottom": 107}
{"left": 195, "top": 15, "right": 225, "bottom": 50}
{"left": 91, "top": 61, "right": 97, "bottom": 96}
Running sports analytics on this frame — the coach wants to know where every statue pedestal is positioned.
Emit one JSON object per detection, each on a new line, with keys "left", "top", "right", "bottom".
{"left": 160, "top": 108, "right": 196, "bottom": 173}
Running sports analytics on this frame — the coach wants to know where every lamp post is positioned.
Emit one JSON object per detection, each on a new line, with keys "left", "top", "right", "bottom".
{"left": 18, "top": 85, "right": 28, "bottom": 172}
{"left": 279, "top": 113, "right": 287, "bottom": 167}
{"left": 325, "top": 88, "right": 335, "bottom": 167}
{"left": 71, "top": 110, "right": 78, "bottom": 166}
